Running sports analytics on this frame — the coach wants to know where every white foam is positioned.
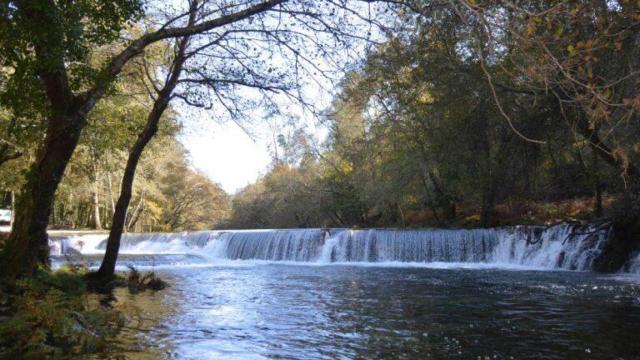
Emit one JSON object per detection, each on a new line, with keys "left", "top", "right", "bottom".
{"left": 50, "top": 224, "right": 612, "bottom": 271}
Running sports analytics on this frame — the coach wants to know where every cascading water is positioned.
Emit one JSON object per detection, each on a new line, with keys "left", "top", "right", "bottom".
{"left": 626, "top": 252, "right": 640, "bottom": 273}
{"left": 491, "top": 224, "right": 609, "bottom": 270}
{"left": 49, "top": 223, "right": 621, "bottom": 271}
{"left": 319, "top": 228, "right": 498, "bottom": 263}
{"left": 49, "top": 234, "right": 111, "bottom": 256}
{"left": 210, "top": 229, "right": 326, "bottom": 261}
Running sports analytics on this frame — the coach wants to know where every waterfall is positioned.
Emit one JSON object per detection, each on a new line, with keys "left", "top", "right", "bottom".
{"left": 203, "top": 229, "right": 326, "bottom": 261}
{"left": 314, "top": 224, "right": 608, "bottom": 270}
{"left": 49, "top": 234, "right": 110, "bottom": 255}
{"left": 318, "top": 228, "right": 498, "bottom": 263}
{"left": 626, "top": 252, "right": 640, "bottom": 274}
{"left": 490, "top": 224, "right": 609, "bottom": 270}
{"left": 49, "top": 223, "right": 615, "bottom": 271}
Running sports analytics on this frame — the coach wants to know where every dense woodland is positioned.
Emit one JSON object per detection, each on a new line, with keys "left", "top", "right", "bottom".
{"left": 223, "top": 1, "right": 639, "bottom": 231}
{"left": 0, "top": 89, "right": 231, "bottom": 233}
{"left": 0, "top": 0, "right": 638, "bottom": 357}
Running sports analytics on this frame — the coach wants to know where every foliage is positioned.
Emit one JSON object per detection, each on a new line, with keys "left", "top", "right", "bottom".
{"left": 0, "top": 39, "right": 232, "bottom": 232}
{"left": 0, "top": 0, "right": 144, "bottom": 117}
{"left": 155, "top": 143, "right": 231, "bottom": 231}
{"left": 224, "top": 0, "right": 638, "bottom": 229}
{"left": 48, "top": 135, "right": 230, "bottom": 232}
{"left": 224, "top": 162, "right": 328, "bottom": 228}
{"left": 0, "top": 268, "right": 124, "bottom": 358}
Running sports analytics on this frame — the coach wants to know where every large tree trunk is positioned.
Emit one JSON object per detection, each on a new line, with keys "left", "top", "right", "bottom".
{"left": 0, "top": 0, "right": 90, "bottom": 279}
{"left": 0, "top": 114, "right": 84, "bottom": 279}
{"left": 479, "top": 180, "right": 496, "bottom": 228}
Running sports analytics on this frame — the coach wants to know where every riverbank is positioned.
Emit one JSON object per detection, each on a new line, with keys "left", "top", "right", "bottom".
{"left": 0, "top": 262, "right": 169, "bottom": 358}
{"left": 400, "top": 196, "right": 616, "bottom": 228}
{"left": 0, "top": 267, "right": 123, "bottom": 358}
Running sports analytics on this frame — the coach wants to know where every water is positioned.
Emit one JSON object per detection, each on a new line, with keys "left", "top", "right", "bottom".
{"left": 52, "top": 223, "right": 618, "bottom": 271}
{"left": 99, "top": 264, "right": 640, "bottom": 359}
{"left": 49, "top": 224, "right": 640, "bottom": 359}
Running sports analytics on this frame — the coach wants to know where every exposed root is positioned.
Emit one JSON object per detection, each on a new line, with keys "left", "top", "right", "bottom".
{"left": 126, "top": 265, "right": 167, "bottom": 294}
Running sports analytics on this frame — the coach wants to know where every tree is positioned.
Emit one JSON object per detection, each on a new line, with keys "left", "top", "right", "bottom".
{"left": 439, "top": 0, "right": 640, "bottom": 268}
{"left": 92, "top": 0, "right": 382, "bottom": 280}
{"left": 95, "top": 1, "right": 197, "bottom": 281}
{"left": 157, "top": 145, "right": 230, "bottom": 230}
{"left": 0, "top": 0, "right": 291, "bottom": 279}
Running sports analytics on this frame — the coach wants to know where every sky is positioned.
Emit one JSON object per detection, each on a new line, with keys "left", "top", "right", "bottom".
{"left": 160, "top": 1, "right": 388, "bottom": 195}
{"left": 180, "top": 121, "right": 272, "bottom": 194}
{"left": 178, "top": 100, "right": 331, "bottom": 194}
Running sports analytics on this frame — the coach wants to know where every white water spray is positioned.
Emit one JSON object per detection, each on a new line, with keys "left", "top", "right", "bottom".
{"left": 49, "top": 223, "right": 623, "bottom": 272}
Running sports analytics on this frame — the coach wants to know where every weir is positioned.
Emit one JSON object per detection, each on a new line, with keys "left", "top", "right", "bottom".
{"left": 48, "top": 223, "right": 629, "bottom": 272}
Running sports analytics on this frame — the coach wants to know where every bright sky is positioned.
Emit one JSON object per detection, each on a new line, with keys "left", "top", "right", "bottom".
{"left": 178, "top": 99, "right": 330, "bottom": 194}
{"left": 179, "top": 119, "right": 272, "bottom": 194}
{"left": 161, "top": 1, "right": 387, "bottom": 195}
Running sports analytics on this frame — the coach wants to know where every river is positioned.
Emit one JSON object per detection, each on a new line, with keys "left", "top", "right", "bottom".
{"left": 51, "top": 224, "right": 640, "bottom": 359}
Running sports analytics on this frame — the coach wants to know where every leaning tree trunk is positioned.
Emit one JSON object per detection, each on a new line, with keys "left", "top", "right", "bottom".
{"left": 94, "top": 5, "right": 195, "bottom": 282}
{"left": 94, "top": 99, "right": 168, "bottom": 281}
{"left": 0, "top": 114, "right": 85, "bottom": 279}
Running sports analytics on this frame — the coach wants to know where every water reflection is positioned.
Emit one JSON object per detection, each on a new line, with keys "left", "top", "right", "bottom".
{"left": 103, "top": 264, "right": 640, "bottom": 359}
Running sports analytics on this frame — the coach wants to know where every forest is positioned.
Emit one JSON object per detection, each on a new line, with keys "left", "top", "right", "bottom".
{"left": 0, "top": 0, "right": 639, "bottom": 358}
{"left": 1, "top": 83, "right": 230, "bottom": 233}
{"left": 223, "top": 1, "right": 639, "bottom": 232}
{"left": 0, "top": 0, "right": 636, "bottom": 273}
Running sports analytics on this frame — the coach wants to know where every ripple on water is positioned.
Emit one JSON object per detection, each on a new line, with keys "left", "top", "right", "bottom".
{"left": 103, "top": 261, "right": 640, "bottom": 359}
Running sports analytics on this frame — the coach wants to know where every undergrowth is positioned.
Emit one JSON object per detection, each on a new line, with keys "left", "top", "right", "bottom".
{"left": 0, "top": 266, "right": 124, "bottom": 359}
{"left": 0, "top": 264, "right": 168, "bottom": 358}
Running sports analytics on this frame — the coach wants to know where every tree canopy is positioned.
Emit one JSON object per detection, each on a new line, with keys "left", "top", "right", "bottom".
{"left": 0, "top": 0, "right": 638, "bottom": 278}
{"left": 223, "top": 0, "right": 639, "bottom": 233}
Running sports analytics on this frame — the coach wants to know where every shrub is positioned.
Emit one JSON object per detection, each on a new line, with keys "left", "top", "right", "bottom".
{"left": 0, "top": 269, "right": 124, "bottom": 358}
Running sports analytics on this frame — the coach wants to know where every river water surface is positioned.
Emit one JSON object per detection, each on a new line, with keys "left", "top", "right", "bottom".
{"left": 96, "top": 262, "right": 640, "bottom": 359}
{"left": 52, "top": 227, "right": 640, "bottom": 359}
